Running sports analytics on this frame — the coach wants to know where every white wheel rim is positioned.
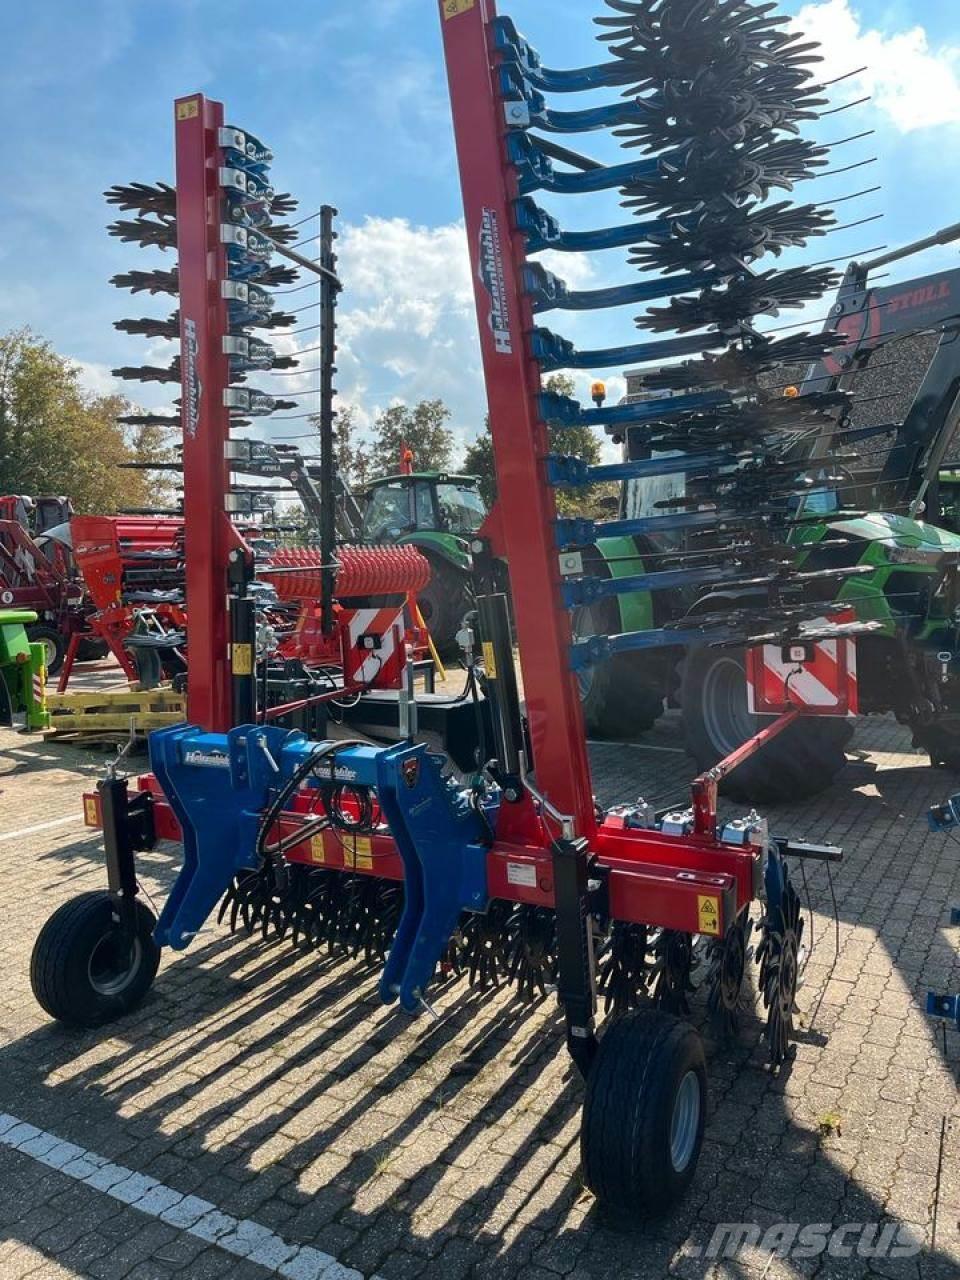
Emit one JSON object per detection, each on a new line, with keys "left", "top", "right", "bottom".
{"left": 670, "top": 1070, "right": 701, "bottom": 1173}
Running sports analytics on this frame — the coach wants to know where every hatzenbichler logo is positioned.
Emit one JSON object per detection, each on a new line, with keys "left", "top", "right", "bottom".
{"left": 183, "top": 318, "right": 201, "bottom": 437}
{"left": 478, "top": 209, "right": 513, "bottom": 356}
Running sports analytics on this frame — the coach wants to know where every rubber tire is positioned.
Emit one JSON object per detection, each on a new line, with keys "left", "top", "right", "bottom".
{"left": 27, "top": 624, "right": 66, "bottom": 677}
{"left": 417, "top": 557, "right": 471, "bottom": 658}
{"left": 581, "top": 1009, "right": 707, "bottom": 1216}
{"left": 680, "top": 646, "right": 853, "bottom": 804}
{"left": 76, "top": 637, "right": 110, "bottom": 663}
{"left": 915, "top": 722, "right": 960, "bottom": 772}
{"left": 576, "top": 602, "right": 665, "bottom": 739}
{"left": 31, "top": 891, "right": 160, "bottom": 1029}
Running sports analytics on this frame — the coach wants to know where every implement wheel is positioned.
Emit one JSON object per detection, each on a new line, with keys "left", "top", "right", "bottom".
{"left": 31, "top": 891, "right": 160, "bottom": 1028}
{"left": 681, "top": 646, "right": 852, "bottom": 804}
{"left": 581, "top": 1009, "right": 706, "bottom": 1215}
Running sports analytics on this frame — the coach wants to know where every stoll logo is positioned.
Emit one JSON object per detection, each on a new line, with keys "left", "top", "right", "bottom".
{"left": 183, "top": 318, "right": 201, "bottom": 438}
{"left": 183, "top": 748, "right": 230, "bottom": 769}
{"left": 478, "top": 208, "right": 513, "bottom": 355}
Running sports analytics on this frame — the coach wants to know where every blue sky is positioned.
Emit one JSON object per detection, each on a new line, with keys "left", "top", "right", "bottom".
{"left": 2, "top": 0, "right": 960, "bottom": 460}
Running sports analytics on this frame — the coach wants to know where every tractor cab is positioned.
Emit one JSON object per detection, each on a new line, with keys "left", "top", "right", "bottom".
{"left": 359, "top": 473, "right": 486, "bottom": 544}
{"left": 358, "top": 473, "right": 486, "bottom": 654}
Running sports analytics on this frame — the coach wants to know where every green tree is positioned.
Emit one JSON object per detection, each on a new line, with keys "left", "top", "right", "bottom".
{"left": 0, "top": 328, "right": 152, "bottom": 513}
{"left": 369, "top": 400, "right": 456, "bottom": 477}
{"left": 462, "top": 374, "right": 614, "bottom": 517}
{"left": 129, "top": 415, "right": 178, "bottom": 507}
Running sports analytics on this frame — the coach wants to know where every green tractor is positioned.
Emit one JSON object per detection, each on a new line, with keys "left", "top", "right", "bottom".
{"left": 358, "top": 471, "right": 487, "bottom": 654}
{"left": 0, "top": 609, "right": 50, "bottom": 732}
{"left": 575, "top": 239, "right": 960, "bottom": 802}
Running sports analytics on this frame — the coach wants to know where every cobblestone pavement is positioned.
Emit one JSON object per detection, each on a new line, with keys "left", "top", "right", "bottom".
{"left": 1, "top": 710, "right": 958, "bottom": 1279}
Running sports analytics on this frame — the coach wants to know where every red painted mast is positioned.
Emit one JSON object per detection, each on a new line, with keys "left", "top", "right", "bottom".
{"left": 174, "top": 95, "right": 234, "bottom": 732}
{"left": 438, "top": 1, "right": 596, "bottom": 839}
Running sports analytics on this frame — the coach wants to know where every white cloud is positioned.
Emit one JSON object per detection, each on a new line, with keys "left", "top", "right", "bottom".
{"left": 70, "top": 358, "right": 121, "bottom": 398}
{"left": 329, "top": 216, "right": 483, "bottom": 457}
{"left": 793, "top": 0, "right": 960, "bottom": 132}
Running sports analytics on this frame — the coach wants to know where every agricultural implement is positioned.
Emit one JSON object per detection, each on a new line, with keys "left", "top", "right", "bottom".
{"left": 923, "top": 794, "right": 960, "bottom": 1038}
{"left": 0, "top": 609, "right": 48, "bottom": 731}
{"left": 581, "top": 231, "right": 960, "bottom": 799}
{"left": 33, "top": 0, "right": 872, "bottom": 1213}
{"left": 0, "top": 514, "right": 100, "bottom": 676}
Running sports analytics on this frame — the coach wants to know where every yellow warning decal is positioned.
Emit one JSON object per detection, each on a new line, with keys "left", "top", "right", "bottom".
{"left": 232, "top": 644, "right": 253, "bottom": 676}
{"left": 84, "top": 798, "right": 99, "bottom": 828}
{"left": 176, "top": 98, "right": 200, "bottom": 121}
{"left": 482, "top": 641, "right": 498, "bottom": 680}
{"left": 310, "top": 836, "right": 326, "bottom": 865}
{"left": 443, "top": 0, "right": 475, "bottom": 17}
{"left": 697, "top": 895, "right": 721, "bottom": 937}
{"left": 353, "top": 836, "right": 374, "bottom": 872}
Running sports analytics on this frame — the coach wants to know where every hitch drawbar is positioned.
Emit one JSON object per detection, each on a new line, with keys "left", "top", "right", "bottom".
{"left": 148, "top": 723, "right": 490, "bottom": 1013}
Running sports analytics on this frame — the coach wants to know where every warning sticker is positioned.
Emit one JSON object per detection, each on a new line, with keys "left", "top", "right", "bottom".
{"left": 83, "top": 798, "right": 99, "bottom": 828}
{"left": 697, "top": 895, "right": 721, "bottom": 937}
{"left": 507, "top": 862, "right": 537, "bottom": 889}
{"left": 354, "top": 837, "right": 373, "bottom": 872}
{"left": 232, "top": 643, "right": 253, "bottom": 676}
{"left": 310, "top": 836, "right": 326, "bottom": 865}
{"left": 443, "top": 0, "right": 475, "bottom": 17}
{"left": 482, "top": 641, "right": 498, "bottom": 680}
{"left": 176, "top": 98, "right": 200, "bottom": 121}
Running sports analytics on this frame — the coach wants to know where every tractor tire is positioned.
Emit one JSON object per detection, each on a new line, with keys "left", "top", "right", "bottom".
{"left": 27, "top": 624, "right": 66, "bottom": 677}
{"left": 575, "top": 602, "right": 665, "bottom": 740}
{"left": 581, "top": 1009, "right": 707, "bottom": 1216}
{"left": 680, "top": 646, "right": 853, "bottom": 804}
{"left": 914, "top": 722, "right": 960, "bottom": 772}
{"left": 417, "top": 558, "right": 472, "bottom": 658}
{"left": 31, "top": 891, "right": 160, "bottom": 1029}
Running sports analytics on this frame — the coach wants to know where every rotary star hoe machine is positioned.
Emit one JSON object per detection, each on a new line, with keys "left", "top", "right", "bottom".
{"left": 33, "top": 0, "right": 876, "bottom": 1213}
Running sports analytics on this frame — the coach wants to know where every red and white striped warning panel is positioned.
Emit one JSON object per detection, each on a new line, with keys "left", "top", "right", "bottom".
{"left": 342, "top": 607, "right": 406, "bottom": 689}
{"left": 746, "top": 624, "right": 858, "bottom": 718}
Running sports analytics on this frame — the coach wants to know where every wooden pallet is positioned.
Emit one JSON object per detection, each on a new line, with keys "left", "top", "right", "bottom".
{"left": 44, "top": 687, "right": 186, "bottom": 737}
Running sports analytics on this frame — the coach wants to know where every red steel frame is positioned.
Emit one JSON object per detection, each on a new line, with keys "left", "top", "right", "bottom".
{"left": 175, "top": 94, "right": 235, "bottom": 733}
{"left": 81, "top": 64, "right": 781, "bottom": 946}
{"left": 439, "top": 0, "right": 596, "bottom": 840}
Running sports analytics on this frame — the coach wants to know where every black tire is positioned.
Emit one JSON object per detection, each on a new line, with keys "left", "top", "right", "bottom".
{"left": 680, "top": 646, "right": 853, "bottom": 804}
{"left": 581, "top": 1009, "right": 707, "bottom": 1215}
{"left": 31, "top": 891, "right": 160, "bottom": 1028}
{"left": 418, "top": 557, "right": 471, "bottom": 657}
{"left": 76, "top": 636, "right": 110, "bottom": 663}
{"left": 574, "top": 601, "right": 665, "bottom": 740}
{"left": 26, "top": 624, "right": 66, "bottom": 677}
{"left": 913, "top": 721, "right": 960, "bottom": 772}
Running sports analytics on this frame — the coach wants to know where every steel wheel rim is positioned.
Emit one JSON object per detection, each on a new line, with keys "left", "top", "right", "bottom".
{"left": 88, "top": 932, "right": 142, "bottom": 997}
{"left": 701, "top": 655, "right": 756, "bottom": 756}
{"left": 670, "top": 1070, "right": 701, "bottom": 1173}
{"left": 40, "top": 636, "right": 58, "bottom": 669}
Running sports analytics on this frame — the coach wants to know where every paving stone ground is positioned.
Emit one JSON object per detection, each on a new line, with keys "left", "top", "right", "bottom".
{"left": 1, "top": 691, "right": 959, "bottom": 1279}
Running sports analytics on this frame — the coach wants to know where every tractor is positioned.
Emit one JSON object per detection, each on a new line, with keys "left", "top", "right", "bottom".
{"left": 358, "top": 469, "right": 487, "bottom": 654}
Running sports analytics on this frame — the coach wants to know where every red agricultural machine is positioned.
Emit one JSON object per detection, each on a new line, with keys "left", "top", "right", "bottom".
{"left": 32, "top": 0, "right": 875, "bottom": 1216}
{"left": 0, "top": 508, "right": 104, "bottom": 675}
